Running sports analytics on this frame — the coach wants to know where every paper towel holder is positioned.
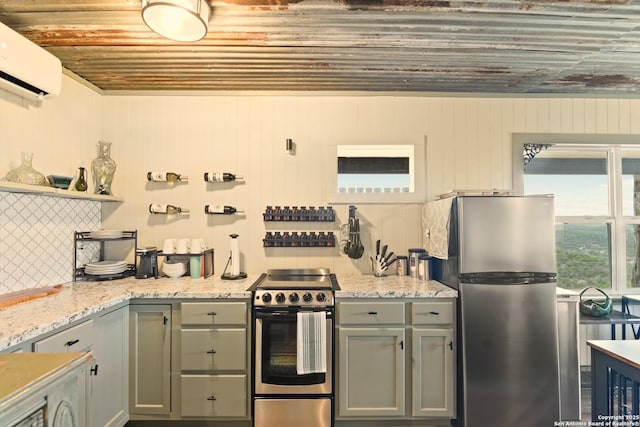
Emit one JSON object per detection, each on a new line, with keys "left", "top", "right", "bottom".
{"left": 221, "top": 233, "right": 247, "bottom": 280}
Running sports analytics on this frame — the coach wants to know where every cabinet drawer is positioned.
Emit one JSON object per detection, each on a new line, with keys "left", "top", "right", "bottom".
{"left": 412, "top": 302, "right": 454, "bottom": 325}
{"left": 181, "top": 329, "right": 246, "bottom": 371}
{"left": 181, "top": 374, "right": 247, "bottom": 417}
{"left": 338, "top": 302, "right": 405, "bottom": 325}
{"left": 181, "top": 302, "right": 247, "bottom": 325}
{"left": 34, "top": 319, "right": 94, "bottom": 352}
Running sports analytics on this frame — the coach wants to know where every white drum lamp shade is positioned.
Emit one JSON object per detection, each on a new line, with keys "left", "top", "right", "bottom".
{"left": 142, "top": 0, "right": 212, "bottom": 42}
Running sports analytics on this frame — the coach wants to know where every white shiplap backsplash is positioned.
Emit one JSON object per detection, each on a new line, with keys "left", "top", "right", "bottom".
{"left": 0, "top": 192, "right": 101, "bottom": 294}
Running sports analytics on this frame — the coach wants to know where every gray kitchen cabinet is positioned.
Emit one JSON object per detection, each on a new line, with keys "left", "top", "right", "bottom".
{"left": 129, "top": 304, "right": 172, "bottom": 415}
{"left": 337, "top": 301, "right": 406, "bottom": 417}
{"left": 179, "top": 301, "right": 249, "bottom": 419}
{"left": 411, "top": 328, "right": 455, "bottom": 417}
{"left": 337, "top": 298, "right": 456, "bottom": 423}
{"left": 181, "top": 374, "right": 247, "bottom": 417}
{"left": 92, "top": 305, "right": 129, "bottom": 427}
{"left": 28, "top": 305, "right": 130, "bottom": 427}
{"left": 33, "top": 319, "right": 94, "bottom": 427}
{"left": 338, "top": 327, "right": 406, "bottom": 416}
{"left": 411, "top": 302, "right": 456, "bottom": 418}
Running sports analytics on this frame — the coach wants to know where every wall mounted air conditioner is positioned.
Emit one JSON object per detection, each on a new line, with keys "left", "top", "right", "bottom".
{"left": 0, "top": 22, "right": 61, "bottom": 101}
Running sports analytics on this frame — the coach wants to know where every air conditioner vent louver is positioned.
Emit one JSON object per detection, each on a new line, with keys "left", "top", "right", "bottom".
{"left": 0, "top": 22, "right": 61, "bottom": 101}
{"left": 0, "top": 70, "right": 48, "bottom": 97}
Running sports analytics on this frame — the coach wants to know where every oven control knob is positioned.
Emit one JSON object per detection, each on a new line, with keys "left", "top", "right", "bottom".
{"left": 275, "top": 292, "right": 286, "bottom": 303}
{"left": 303, "top": 292, "right": 313, "bottom": 303}
{"left": 262, "top": 293, "right": 272, "bottom": 303}
{"left": 289, "top": 292, "right": 299, "bottom": 303}
{"left": 317, "top": 293, "right": 326, "bottom": 302}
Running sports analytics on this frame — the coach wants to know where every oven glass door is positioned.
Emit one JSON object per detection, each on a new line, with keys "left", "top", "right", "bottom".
{"left": 255, "top": 308, "right": 332, "bottom": 395}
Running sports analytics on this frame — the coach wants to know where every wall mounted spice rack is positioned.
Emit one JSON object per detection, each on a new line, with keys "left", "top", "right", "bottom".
{"left": 263, "top": 206, "right": 335, "bottom": 222}
{"left": 263, "top": 231, "right": 336, "bottom": 248}
{"left": 73, "top": 230, "right": 137, "bottom": 281}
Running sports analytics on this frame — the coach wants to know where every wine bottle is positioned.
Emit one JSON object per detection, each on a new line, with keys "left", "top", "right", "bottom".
{"left": 149, "top": 203, "right": 190, "bottom": 215}
{"left": 204, "top": 172, "right": 243, "bottom": 182}
{"left": 147, "top": 172, "right": 188, "bottom": 182}
{"left": 204, "top": 205, "right": 244, "bottom": 215}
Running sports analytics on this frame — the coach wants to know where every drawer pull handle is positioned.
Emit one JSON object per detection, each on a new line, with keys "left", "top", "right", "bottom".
{"left": 429, "top": 311, "right": 440, "bottom": 315}
{"left": 368, "top": 311, "right": 378, "bottom": 315}
{"left": 65, "top": 339, "right": 80, "bottom": 347}
{"left": 206, "top": 349, "right": 217, "bottom": 354}
{"left": 207, "top": 312, "right": 217, "bottom": 316}
{"left": 207, "top": 396, "right": 217, "bottom": 401}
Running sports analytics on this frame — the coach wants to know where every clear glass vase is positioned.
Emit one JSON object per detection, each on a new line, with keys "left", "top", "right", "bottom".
{"left": 91, "top": 141, "right": 117, "bottom": 195}
{"left": 6, "top": 152, "right": 48, "bottom": 186}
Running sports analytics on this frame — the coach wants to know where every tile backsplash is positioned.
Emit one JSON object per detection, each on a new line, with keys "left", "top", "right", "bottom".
{"left": 0, "top": 191, "right": 101, "bottom": 294}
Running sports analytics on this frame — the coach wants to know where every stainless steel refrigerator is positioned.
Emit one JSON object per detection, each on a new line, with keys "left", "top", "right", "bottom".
{"left": 432, "top": 195, "right": 560, "bottom": 427}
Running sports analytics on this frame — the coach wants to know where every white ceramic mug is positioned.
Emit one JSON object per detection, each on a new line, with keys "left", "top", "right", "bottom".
{"left": 190, "top": 238, "right": 203, "bottom": 254}
{"left": 176, "top": 238, "right": 190, "bottom": 254}
{"left": 162, "top": 238, "right": 176, "bottom": 254}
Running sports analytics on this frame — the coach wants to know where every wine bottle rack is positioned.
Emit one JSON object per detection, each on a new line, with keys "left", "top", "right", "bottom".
{"left": 263, "top": 205, "right": 335, "bottom": 222}
{"left": 263, "top": 231, "right": 336, "bottom": 248}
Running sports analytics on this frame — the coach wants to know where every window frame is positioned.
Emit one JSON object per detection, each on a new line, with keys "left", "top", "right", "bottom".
{"left": 512, "top": 133, "right": 640, "bottom": 295}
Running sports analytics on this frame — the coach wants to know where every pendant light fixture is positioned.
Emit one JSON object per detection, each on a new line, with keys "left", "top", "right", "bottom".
{"left": 142, "top": 0, "right": 212, "bottom": 42}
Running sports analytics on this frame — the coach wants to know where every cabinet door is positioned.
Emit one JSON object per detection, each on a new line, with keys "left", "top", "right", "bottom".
{"left": 129, "top": 304, "right": 171, "bottom": 415}
{"left": 338, "top": 327, "right": 405, "bottom": 417}
{"left": 92, "top": 306, "right": 129, "bottom": 427}
{"left": 412, "top": 328, "right": 455, "bottom": 418}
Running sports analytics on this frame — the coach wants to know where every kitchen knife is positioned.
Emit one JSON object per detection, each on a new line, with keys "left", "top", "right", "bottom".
{"left": 380, "top": 245, "right": 388, "bottom": 260}
{"left": 375, "top": 240, "right": 381, "bottom": 261}
{"left": 381, "top": 251, "right": 394, "bottom": 268}
{"left": 382, "top": 257, "right": 397, "bottom": 270}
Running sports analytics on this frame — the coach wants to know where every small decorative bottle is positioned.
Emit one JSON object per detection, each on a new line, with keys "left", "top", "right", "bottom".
{"left": 91, "top": 141, "right": 117, "bottom": 195}
{"left": 75, "top": 167, "right": 88, "bottom": 192}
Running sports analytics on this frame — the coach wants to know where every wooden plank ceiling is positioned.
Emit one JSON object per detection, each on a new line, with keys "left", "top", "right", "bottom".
{"left": 1, "top": 0, "right": 639, "bottom": 93}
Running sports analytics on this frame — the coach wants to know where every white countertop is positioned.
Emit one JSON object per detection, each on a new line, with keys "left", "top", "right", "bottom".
{"left": 0, "top": 274, "right": 456, "bottom": 351}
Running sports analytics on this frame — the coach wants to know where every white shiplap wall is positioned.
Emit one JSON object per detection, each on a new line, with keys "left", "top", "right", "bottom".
{"left": 100, "top": 94, "right": 640, "bottom": 276}
{"left": 2, "top": 73, "right": 640, "bottom": 287}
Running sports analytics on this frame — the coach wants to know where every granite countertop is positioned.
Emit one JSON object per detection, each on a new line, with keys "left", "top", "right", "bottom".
{"left": 0, "top": 273, "right": 455, "bottom": 351}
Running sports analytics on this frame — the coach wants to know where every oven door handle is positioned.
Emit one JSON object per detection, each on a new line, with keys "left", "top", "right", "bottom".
{"left": 255, "top": 309, "right": 334, "bottom": 319}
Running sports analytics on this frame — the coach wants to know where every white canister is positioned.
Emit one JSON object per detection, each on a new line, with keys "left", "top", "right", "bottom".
{"left": 417, "top": 254, "right": 431, "bottom": 281}
{"left": 408, "top": 248, "right": 427, "bottom": 278}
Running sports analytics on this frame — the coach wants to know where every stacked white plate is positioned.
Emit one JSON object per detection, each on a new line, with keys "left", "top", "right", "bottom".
{"left": 85, "top": 260, "right": 128, "bottom": 276}
{"left": 89, "top": 230, "right": 124, "bottom": 239}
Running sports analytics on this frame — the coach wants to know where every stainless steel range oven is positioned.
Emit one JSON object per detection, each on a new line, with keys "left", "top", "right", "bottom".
{"left": 248, "top": 268, "right": 339, "bottom": 427}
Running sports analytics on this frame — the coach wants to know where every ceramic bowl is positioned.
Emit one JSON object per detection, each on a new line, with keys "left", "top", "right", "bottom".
{"left": 47, "top": 175, "right": 73, "bottom": 189}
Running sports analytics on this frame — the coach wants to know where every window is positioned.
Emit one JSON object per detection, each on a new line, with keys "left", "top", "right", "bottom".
{"left": 516, "top": 140, "right": 640, "bottom": 294}
{"left": 326, "top": 140, "right": 426, "bottom": 204}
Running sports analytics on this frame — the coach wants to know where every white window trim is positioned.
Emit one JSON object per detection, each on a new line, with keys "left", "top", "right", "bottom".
{"left": 512, "top": 133, "right": 640, "bottom": 295}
